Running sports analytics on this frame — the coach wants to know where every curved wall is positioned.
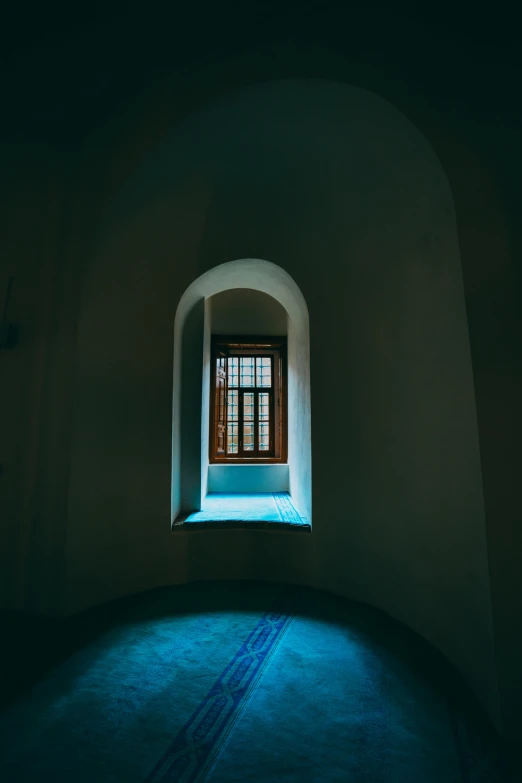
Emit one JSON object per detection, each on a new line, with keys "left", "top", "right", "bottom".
{"left": 210, "top": 288, "right": 288, "bottom": 336}
{"left": 64, "top": 79, "right": 499, "bottom": 727}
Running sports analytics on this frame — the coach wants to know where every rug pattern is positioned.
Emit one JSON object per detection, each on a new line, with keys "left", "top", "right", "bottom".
{"left": 177, "top": 492, "right": 309, "bottom": 529}
{"left": 145, "top": 605, "right": 294, "bottom": 783}
{"left": 0, "top": 583, "right": 513, "bottom": 783}
{"left": 272, "top": 492, "right": 306, "bottom": 525}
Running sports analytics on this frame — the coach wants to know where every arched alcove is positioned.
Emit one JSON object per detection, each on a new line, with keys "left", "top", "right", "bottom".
{"left": 4, "top": 8, "right": 520, "bottom": 775}
{"left": 63, "top": 77, "right": 502, "bottom": 735}
{"left": 172, "top": 258, "right": 311, "bottom": 525}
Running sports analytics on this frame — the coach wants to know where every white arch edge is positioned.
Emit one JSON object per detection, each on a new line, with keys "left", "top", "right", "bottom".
{"left": 171, "top": 258, "right": 312, "bottom": 524}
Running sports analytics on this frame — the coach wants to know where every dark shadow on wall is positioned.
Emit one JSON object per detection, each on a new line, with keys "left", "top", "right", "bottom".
{"left": 179, "top": 298, "right": 205, "bottom": 514}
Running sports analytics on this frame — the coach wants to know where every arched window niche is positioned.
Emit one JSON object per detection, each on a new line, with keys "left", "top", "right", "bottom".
{"left": 171, "top": 258, "right": 311, "bottom": 530}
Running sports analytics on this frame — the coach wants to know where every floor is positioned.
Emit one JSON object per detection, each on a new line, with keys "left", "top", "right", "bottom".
{"left": 0, "top": 581, "right": 514, "bottom": 783}
{"left": 174, "top": 492, "right": 310, "bottom": 531}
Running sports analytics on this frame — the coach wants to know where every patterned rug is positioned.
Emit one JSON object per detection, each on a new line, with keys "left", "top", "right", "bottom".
{"left": 175, "top": 493, "right": 309, "bottom": 530}
{"left": 0, "top": 582, "right": 514, "bottom": 783}
{"left": 145, "top": 602, "right": 294, "bottom": 782}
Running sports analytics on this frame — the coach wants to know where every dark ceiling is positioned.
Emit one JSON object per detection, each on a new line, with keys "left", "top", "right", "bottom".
{"left": 1, "top": 1, "right": 520, "bottom": 144}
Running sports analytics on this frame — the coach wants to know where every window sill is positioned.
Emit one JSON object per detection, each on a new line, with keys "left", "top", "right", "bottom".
{"left": 172, "top": 492, "right": 310, "bottom": 533}
{"left": 209, "top": 459, "right": 288, "bottom": 465}
{"left": 172, "top": 519, "right": 311, "bottom": 533}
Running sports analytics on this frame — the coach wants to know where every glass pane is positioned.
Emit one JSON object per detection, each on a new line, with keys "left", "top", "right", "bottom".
{"left": 256, "top": 357, "right": 272, "bottom": 387}
{"left": 227, "top": 422, "right": 239, "bottom": 454}
{"left": 259, "top": 392, "right": 270, "bottom": 450}
{"left": 219, "top": 386, "right": 225, "bottom": 423}
{"left": 226, "top": 389, "right": 238, "bottom": 454}
{"left": 227, "top": 389, "right": 238, "bottom": 421}
{"left": 243, "top": 392, "right": 255, "bottom": 450}
{"left": 228, "top": 357, "right": 239, "bottom": 388}
{"left": 240, "top": 357, "right": 255, "bottom": 387}
{"left": 243, "top": 393, "right": 254, "bottom": 417}
{"left": 227, "top": 438, "right": 238, "bottom": 454}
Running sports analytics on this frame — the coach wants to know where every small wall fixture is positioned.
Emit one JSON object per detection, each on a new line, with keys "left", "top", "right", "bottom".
{"left": 0, "top": 276, "right": 18, "bottom": 350}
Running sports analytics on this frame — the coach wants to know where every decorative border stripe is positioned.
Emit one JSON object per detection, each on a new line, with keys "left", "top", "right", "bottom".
{"left": 273, "top": 492, "right": 306, "bottom": 525}
{"left": 145, "top": 607, "right": 293, "bottom": 783}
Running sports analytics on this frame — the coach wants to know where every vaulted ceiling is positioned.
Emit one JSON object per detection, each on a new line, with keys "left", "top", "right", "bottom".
{"left": 2, "top": 2, "right": 520, "bottom": 143}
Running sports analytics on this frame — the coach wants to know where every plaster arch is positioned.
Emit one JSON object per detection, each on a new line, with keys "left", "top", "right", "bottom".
{"left": 172, "top": 258, "right": 311, "bottom": 524}
{"left": 64, "top": 76, "right": 501, "bottom": 733}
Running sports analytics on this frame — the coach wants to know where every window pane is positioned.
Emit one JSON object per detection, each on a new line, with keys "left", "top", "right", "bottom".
{"left": 227, "top": 389, "right": 238, "bottom": 421}
{"left": 227, "top": 421, "right": 239, "bottom": 454}
{"left": 256, "top": 357, "right": 272, "bottom": 387}
{"left": 243, "top": 392, "right": 255, "bottom": 450}
{"left": 259, "top": 392, "right": 270, "bottom": 451}
{"left": 228, "top": 357, "right": 239, "bottom": 388}
{"left": 226, "top": 389, "right": 238, "bottom": 454}
{"left": 219, "top": 386, "right": 225, "bottom": 424}
{"left": 240, "top": 357, "right": 255, "bottom": 387}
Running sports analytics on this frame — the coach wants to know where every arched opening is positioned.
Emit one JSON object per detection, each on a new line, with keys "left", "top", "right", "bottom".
{"left": 63, "top": 77, "right": 501, "bottom": 739}
{"left": 171, "top": 258, "right": 311, "bottom": 527}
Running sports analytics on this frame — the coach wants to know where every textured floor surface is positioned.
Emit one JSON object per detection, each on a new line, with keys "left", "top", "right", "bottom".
{"left": 0, "top": 581, "right": 514, "bottom": 782}
{"left": 177, "top": 493, "right": 309, "bottom": 528}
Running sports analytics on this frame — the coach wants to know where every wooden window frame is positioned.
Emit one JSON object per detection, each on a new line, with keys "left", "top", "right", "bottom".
{"left": 209, "top": 335, "right": 288, "bottom": 464}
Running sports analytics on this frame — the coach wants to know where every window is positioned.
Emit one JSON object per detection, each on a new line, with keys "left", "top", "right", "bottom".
{"left": 210, "top": 336, "right": 287, "bottom": 463}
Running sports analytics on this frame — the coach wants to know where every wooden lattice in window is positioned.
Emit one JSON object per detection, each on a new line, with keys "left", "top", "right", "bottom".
{"left": 209, "top": 336, "right": 287, "bottom": 464}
